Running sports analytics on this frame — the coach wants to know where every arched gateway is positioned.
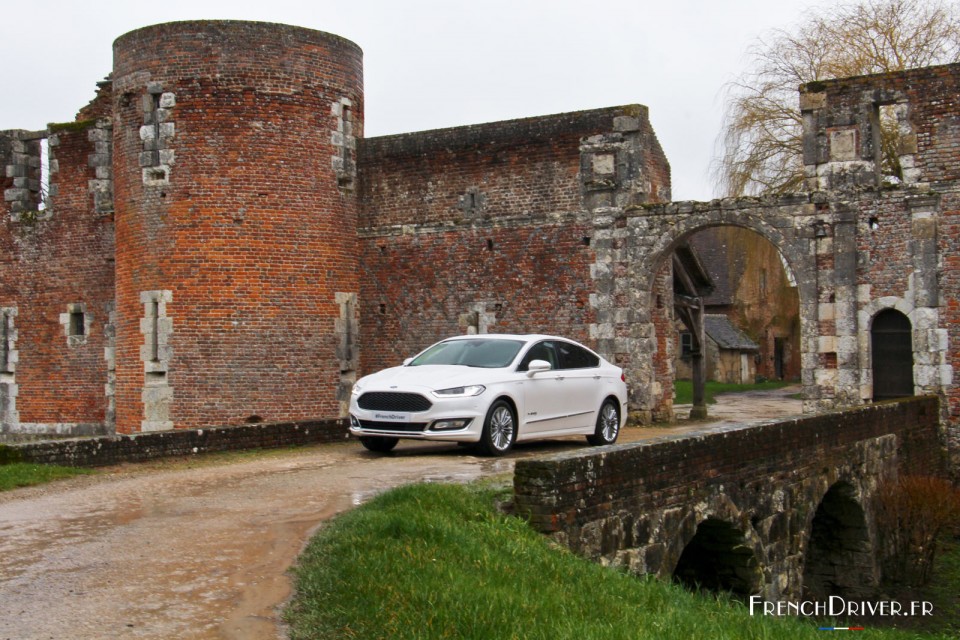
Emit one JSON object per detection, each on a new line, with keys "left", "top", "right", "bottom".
{"left": 580, "top": 71, "right": 952, "bottom": 426}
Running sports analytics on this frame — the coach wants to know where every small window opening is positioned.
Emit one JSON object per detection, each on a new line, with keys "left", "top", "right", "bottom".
{"left": 39, "top": 138, "right": 50, "bottom": 211}
{"left": 379, "top": 304, "right": 387, "bottom": 315}
{"left": 876, "top": 104, "right": 903, "bottom": 185}
{"left": 150, "top": 300, "right": 160, "bottom": 362}
{"left": 680, "top": 331, "right": 693, "bottom": 358}
{"left": 582, "top": 236, "right": 591, "bottom": 247}
{"left": 69, "top": 311, "right": 85, "bottom": 337}
{"left": 486, "top": 238, "right": 494, "bottom": 251}
{"left": 0, "top": 312, "right": 8, "bottom": 371}
{"left": 823, "top": 352, "right": 838, "bottom": 369}
{"left": 869, "top": 216, "right": 880, "bottom": 230}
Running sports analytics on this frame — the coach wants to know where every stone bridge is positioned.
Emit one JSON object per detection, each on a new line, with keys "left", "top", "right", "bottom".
{"left": 514, "top": 397, "right": 944, "bottom": 601}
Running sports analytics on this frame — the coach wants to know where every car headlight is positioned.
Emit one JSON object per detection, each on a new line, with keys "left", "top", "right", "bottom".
{"left": 431, "top": 385, "right": 486, "bottom": 398}
{"left": 351, "top": 383, "right": 362, "bottom": 396}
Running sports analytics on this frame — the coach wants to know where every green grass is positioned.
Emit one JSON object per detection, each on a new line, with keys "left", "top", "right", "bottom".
{"left": 673, "top": 380, "right": 791, "bottom": 405}
{"left": 919, "top": 535, "right": 960, "bottom": 634}
{"left": 0, "top": 462, "right": 94, "bottom": 491}
{"left": 286, "top": 482, "right": 950, "bottom": 640}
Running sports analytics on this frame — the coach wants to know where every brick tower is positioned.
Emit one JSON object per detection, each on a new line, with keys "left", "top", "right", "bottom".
{"left": 111, "top": 21, "right": 363, "bottom": 432}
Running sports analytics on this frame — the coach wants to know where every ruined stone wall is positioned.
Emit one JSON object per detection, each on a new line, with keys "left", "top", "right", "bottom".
{"left": 111, "top": 21, "right": 363, "bottom": 432}
{"left": 0, "top": 122, "right": 115, "bottom": 435}
{"left": 801, "top": 64, "right": 960, "bottom": 191}
{"left": 514, "top": 396, "right": 943, "bottom": 600}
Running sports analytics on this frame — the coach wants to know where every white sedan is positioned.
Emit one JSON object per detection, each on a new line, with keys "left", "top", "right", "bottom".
{"left": 348, "top": 334, "right": 627, "bottom": 456}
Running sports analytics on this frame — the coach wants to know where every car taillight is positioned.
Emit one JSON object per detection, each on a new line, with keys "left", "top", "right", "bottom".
{"left": 621, "top": 372, "right": 626, "bottom": 383}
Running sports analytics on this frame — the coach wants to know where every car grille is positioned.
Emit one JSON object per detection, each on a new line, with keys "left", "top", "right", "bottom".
{"left": 356, "top": 420, "right": 427, "bottom": 433}
{"left": 358, "top": 392, "right": 432, "bottom": 412}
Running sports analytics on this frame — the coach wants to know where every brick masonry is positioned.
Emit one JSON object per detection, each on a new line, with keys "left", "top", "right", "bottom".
{"left": 0, "top": 419, "right": 348, "bottom": 467}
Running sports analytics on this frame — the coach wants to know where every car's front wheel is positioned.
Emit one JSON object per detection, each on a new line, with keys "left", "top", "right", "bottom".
{"left": 359, "top": 436, "right": 399, "bottom": 453}
{"left": 477, "top": 400, "right": 517, "bottom": 457}
{"left": 587, "top": 399, "right": 620, "bottom": 446}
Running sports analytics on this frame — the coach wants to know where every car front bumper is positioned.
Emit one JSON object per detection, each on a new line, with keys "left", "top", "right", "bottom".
{"left": 348, "top": 396, "right": 489, "bottom": 443}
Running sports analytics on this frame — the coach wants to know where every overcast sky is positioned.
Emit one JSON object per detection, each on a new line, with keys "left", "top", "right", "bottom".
{"left": 3, "top": 0, "right": 837, "bottom": 201}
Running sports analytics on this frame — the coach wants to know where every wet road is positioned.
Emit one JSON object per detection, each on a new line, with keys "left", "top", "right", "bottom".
{"left": 0, "top": 389, "right": 801, "bottom": 640}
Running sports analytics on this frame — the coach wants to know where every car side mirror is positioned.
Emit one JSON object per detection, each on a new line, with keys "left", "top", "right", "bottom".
{"left": 526, "top": 359, "right": 552, "bottom": 375}
{"left": 403, "top": 358, "right": 413, "bottom": 366}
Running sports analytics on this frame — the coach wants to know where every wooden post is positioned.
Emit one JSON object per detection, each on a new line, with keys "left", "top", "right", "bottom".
{"left": 689, "top": 296, "right": 708, "bottom": 419}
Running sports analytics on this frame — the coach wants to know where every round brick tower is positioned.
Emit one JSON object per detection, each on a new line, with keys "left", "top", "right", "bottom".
{"left": 111, "top": 21, "right": 363, "bottom": 432}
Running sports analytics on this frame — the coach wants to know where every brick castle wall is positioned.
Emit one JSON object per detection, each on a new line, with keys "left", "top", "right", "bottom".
{"left": 0, "top": 122, "right": 115, "bottom": 433}
{"left": 357, "top": 106, "right": 670, "bottom": 376}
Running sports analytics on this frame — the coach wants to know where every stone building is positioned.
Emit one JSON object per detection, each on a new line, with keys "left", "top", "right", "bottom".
{"left": 676, "top": 315, "right": 760, "bottom": 385}
{"left": 1, "top": 21, "right": 958, "bottom": 470}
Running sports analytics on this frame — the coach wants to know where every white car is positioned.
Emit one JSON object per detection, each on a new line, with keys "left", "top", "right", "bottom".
{"left": 348, "top": 334, "right": 628, "bottom": 456}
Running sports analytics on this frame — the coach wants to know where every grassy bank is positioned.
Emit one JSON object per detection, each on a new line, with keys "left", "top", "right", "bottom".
{"left": 0, "top": 462, "right": 93, "bottom": 491}
{"left": 286, "top": 482, "right": 951, "bottom": 640}
{"left": 673, "top": 380, "right": 791, "bottom": 405}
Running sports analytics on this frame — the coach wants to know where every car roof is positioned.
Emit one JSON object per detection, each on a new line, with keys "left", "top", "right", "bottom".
{"left": 441, "top": 333, "right": 564, "bottom": 342}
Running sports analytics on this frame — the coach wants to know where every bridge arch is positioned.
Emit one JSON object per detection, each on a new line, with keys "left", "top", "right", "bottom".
{"left": 802, "top": 480, "right": 879, "bottom": 600}
{"left": 672, "top": 517, "right": 764, "bottom": 597}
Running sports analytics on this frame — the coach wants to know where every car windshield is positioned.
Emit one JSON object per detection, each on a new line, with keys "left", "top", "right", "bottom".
{"left": 408, "top": 339, "right": 525, "bottom": 368}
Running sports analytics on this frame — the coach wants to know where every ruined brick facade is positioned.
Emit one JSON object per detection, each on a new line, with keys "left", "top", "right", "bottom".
{"left": 0, "top": 21, "right": 958, "bottom": 470}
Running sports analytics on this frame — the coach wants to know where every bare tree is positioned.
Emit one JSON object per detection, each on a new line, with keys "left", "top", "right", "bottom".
{"left": 715, "top": 0, "right": 960, "bottom": 197}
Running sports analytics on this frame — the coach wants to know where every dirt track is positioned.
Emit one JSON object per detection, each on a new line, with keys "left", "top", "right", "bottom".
{"left": 0, "top": 387, "right": 801, "bottom": 640}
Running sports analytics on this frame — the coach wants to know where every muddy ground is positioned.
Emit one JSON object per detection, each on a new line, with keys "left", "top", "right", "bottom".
{"left": 0, "top": 387, "right": 801, "bottom": 640}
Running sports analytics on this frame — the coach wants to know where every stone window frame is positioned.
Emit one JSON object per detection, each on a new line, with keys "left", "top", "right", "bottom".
{"left": 331, "top": 97, "right": 357, "bottom": 189}
{"left": 60, "top": 303, "right": 92, "bottom": 347}
{"left": 0, "top": 307, "right": 17, "bottom": 374}
{"left": 139, "top": 83, "right": 176, "bottom": 187}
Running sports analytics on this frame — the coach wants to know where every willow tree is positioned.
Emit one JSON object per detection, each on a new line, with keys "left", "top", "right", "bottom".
{"left": 715, "top": 0, "right": 960, "bottom": 197}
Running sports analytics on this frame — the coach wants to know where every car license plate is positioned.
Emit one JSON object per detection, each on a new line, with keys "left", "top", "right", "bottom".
{"left": 373, "top": 412, "right": 411, "bottom": 423}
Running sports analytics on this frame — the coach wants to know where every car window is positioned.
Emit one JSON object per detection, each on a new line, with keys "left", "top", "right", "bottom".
{"left": 556, "top": 341, "right": 600, "bottom": 369}
{"left": 516, "top": 341, "right": 558, "bottom": 371}
{"left": 408, "top": 339, "right": 525, "bottom": 368}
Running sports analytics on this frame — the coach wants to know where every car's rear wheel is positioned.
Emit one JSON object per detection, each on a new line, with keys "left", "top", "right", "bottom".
{"left": 587, "top": 399, "right": 620, "bottom": 446}
{"left": 477, "top": 400, "right": 516, "bottom": 456}
{"left": 359, "top": 436, "right": 399, "bottom": 453}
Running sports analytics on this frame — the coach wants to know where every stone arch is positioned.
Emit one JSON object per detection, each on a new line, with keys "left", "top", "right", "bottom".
{"left": 802, "top": 480, "right": 878, "bottom": 600}
{"left": 634, "top": 208, "right": 814, "bottom": 418}
{"left": 640, "top": 211, "right": 806, "bottom": 296}
{"left": 672, "top": 517, "right": 764, "bottom": 597}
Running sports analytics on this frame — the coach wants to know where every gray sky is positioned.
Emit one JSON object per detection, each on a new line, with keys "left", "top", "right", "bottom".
{"left": 2, "top": 0, "right": 835, "bottom": 200}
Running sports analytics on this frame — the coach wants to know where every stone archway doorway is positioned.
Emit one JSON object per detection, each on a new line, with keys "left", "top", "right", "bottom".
{"left": 871, "top": 309, "right": 913, "bottom": 401}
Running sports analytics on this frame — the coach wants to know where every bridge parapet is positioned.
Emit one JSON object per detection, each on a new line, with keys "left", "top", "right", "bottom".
{"left": 514, "top": 397, "right": 943, "bottom": 600}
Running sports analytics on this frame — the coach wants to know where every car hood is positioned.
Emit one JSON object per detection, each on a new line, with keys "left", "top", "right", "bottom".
{"left": 356, "top": 364, "right": 508, "bottom": 392}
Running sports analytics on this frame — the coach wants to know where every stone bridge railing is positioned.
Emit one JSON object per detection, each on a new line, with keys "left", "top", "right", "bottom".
{"left": 514, "top": 397, "right": 944, "bottom": 600}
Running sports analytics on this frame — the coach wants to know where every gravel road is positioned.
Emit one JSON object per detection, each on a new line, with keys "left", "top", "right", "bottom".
{"left": 0, "top": 387, "right": 801, "bottom": 640}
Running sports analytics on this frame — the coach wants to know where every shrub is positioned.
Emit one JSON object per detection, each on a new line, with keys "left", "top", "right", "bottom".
{"left": 874, "top": 475, "right": 960, "bottom": 586}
